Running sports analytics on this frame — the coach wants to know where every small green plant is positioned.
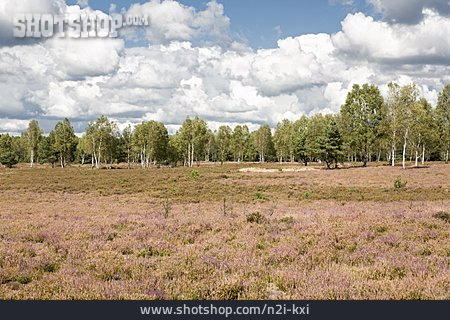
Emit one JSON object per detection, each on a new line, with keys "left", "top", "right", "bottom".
{"left": 253, "top": 191, "right": 266, "bottom": 201}
{"left": 246, "top": 212, "right": 264, "bottom": 224}
{"left": 394, "top": 176, "right": 407, "bottom": 189}
{"left": 302, "top": 191, "right": 311, "bottom": 199}
{"left": 15, "top": 275, "right": 32, "bottom": 285}
{"left": 190, "top": 170, "right": 200, "bottom": 179}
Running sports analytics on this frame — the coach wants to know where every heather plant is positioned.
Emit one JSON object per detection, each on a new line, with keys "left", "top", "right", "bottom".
{"left": 0, "top": 164, "right": 449, "bottom": 300}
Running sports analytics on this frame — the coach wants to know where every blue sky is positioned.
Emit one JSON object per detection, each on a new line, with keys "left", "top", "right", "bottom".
{"left": 1, "top": 0, "right": 448, "bottom": 134}
{"left": 68, "top": 0, "right": 375, "bottom": 48}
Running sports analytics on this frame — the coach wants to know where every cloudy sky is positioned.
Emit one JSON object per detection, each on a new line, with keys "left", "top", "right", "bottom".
{"left": 0, "top": 0, "right": 449, "bottom": 134}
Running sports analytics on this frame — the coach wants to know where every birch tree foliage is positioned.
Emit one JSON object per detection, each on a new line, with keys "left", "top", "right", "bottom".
{"left": 178, "top": 116, "right": 208, "bottom": 167}
{"left": 435, "top": 84, "right": 450, "bottom": 163}
{"left": 216, "top": 125, "right": 232, "bottom": 165}
{"left": 340, "top": 84, "right": 385, "bottom": 166}
{"left": 231, "top": 125, "right": 250, "bottom": 162}
{"left": 52, "top": 118, "right": 77, "bottom": 168}
{"left": 121, "top": 124, "right": 133, "bottom": 168}
{"left": 24, "top": 120, "right": 43, "bottom": 167}
{"left": 86, "top": 116, "right": 118, "bottom": 168}
{"left": 133, "top": 120, "right": 169, "bottom": 167}
{"left": 293, "top": 116, "right": 310, "bottom": 166}
{"left": 274, "top": 119, "right": 294, "bottom": 163}
{"left": 409, "top": 98, "right": 436, "bottom": 166}
{"left": 253, "top": 124, "right": 274, "bottom": 163}
{"left": 386, "top": 83, "right": 418, "bottom": 168}
{"left": 398, "top": 84, "right": 418, "bottom": 169}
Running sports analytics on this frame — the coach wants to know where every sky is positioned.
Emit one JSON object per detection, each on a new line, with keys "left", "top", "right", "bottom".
{"left": 67, "top": 0, "right": 374, "bottom": 48}
{"left": 0, "top": 0, "right": 449, "bottom": 134}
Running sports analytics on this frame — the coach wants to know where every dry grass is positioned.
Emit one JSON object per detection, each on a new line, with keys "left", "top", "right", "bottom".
{"left": 0, "top": 163, "right": 449, "bottom": 299}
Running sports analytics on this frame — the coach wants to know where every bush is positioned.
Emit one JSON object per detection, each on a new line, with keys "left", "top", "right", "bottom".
{"left": 190, "top": 170, "right": 200, "bottom": 179}
{"left": 0, "top": 151, "right": 18, "bottom": 168}
{"left": 253, "top": 191, "right": 266, "bottom": 201}
{"left": 433, "top": 211, "right": 450, "bottom": 223}
{"left": 394, "top": 177, "right": 407, "bottom": 189}
{"left": 246, "top": 212, "right": 264, "bottom": 224}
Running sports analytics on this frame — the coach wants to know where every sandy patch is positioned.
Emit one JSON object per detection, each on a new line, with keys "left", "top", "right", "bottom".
{"left": 239, "top": 167, "right": 318, "bottom": 173}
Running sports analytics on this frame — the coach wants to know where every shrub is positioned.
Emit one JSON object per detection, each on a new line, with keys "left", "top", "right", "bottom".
{"left": 246, "top": 212, "right": 264, "bottom": 224}
{"left": 394, "top": 177, "right": 407, "bottom": 189}
{"left": 253, "top": 191, "right": 266, "bottom": 201}
{"left": 279, "top": 216, "right": 294, "bottom": 225}
{"left": 40, "top": 261, "right": 58, "bottom": 273}
{"left": 190, "top": 170, "right": 200, "bottom": 179}
{"left": 137, "top": 247, "right": 171, "bottom": 258}
{"left": 161, "top": 196, "right": 172, "bottom": 219}
{"left": 433, "top": 211, "right": 450, "bottom": 223}
{"left": 15, "top": 275, "right": 32, "bottom": 285}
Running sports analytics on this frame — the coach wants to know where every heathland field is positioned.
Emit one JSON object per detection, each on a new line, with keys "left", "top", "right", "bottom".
{"left": 0, "top": 163, "right": 449, "bottom": 299}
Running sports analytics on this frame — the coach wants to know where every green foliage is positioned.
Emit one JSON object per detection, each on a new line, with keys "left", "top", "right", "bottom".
{"left": 316, "top": 116, "right": 344, "bottom": 169}
{"left": 231, "top": 125, "right": 251, "bottom": 162}
{"left": 435, "top": 84, "right": 450, "bottom": 163}
{"left": 0, "top": 134, "right": 19, "bottom": 168}
{"left": 274, "top": 119, "right": 294, "bottom": 163}
{"left": 253, "top": 191, "right": 266, "bottom": 201}
{"left": 394, "top": 177, "right": 407, "bottom": 189}
{"left": 25, "top": 120, "right": 43, "bottom": 166}
{"left": 4, "top": 82, "right": 449, "bottom": 168}
{"left": 37, "top": 136, "right": 58, "bottom": 166}
{"left": 340, "top": 84, "right": 386, "bottom": 166}
{"left": 133, "top": 120, "right": 169, "bottom": 167}
{"left": 178, "top": 116, "right": 209, "bottom": 167}
{"left": 216, "top": 125, "right": 232, "bottom": 164}
{"left": 190, "top": 169, "right": 200, "bottom": 179}
{"left": 253, "top": 124, "right": 275, "bottom": 163}
{"left": 51, "top": 118, "right": 78, "bottom": 168}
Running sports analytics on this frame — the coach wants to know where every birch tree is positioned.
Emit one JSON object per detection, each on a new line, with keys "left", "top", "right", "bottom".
{"left": 122, "top": 124, "right": 133, "bottom": 169}
{"left": 274, "top": 119, "right": 294, "bottom": 163}
{"left": 216, "top": 125, "right": 232, "bottom": 165}
{"left": 398, "top": 84, "right": 418, "bottom": 169}
{"left": 231, "top": 125, "right": 250, "bottom": 163}
{"left": 340, "top": 84, "right": 385, "bottom": 166}
{"left": 253, "top": 124, "right": 274, "bottom": 163}
{"left": 25, "top": 120, "right": 43, "bottom": 167}
{"left": 293, "top": 116, "right": 310, "bottom": 166}
{"left": 52, "top": 118, "right": 77, "bottom": 168}
{"left": 435, "top": 84, "right": 450, "bottom": 163}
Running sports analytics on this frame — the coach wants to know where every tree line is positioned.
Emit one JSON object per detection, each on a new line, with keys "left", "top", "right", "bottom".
{"left": 0, "top": 83, "right": 449, "bottom": 169}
